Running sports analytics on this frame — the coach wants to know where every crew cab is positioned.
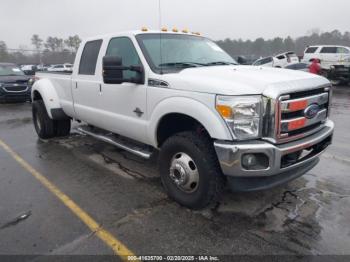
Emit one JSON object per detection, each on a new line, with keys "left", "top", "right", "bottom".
{"left": 31, "top": 30, "right": 334, "bottom": 209}
{"left": 0, "top": 63, "right": 33, "bottom": 102}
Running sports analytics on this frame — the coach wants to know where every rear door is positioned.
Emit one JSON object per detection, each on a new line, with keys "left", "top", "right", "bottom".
{"left": 72, "top": 39, "right": 103, "bottom": 125}
{"left": 337, "top": 47, "right": 350, "bottom": 66}
{"left": 319, "top": 46, "right": 338, "bottom": 69}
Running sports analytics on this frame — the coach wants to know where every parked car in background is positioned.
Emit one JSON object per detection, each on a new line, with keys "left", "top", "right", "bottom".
{"left": 302, "top": 45, "right": 350, "bottom": 85}
{"left": 253, "top": 52, "right": 299, "bottom": 68}
{"left": 253, "top": 56, "right": 279, "bottom": 67}
{"left": 47, "top": 63, "right": 73, "bottom": 72}
{"left": 285, "top": 62, "right": 310, "bottom": 72}
{"left": 302, "top": 45, "right": 350, "bottom": 69}
{"left": 36, "top": 64, "right": 50, "bottom": 71}
{"left": 0, "top": 63, "right": 33, "bottom": 102}
{"left": 236, "top": 55, "right": 257, "bottom": 65}
{"left": 20, "top": 64, "right": 37, "bottom": 75}
{"left": 274, "top": 51, "right": 299, "bottom": 67}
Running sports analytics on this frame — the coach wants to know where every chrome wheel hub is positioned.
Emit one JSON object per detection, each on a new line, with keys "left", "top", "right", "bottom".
{"left": 169, "top": 152, "right": 199, "bottom": 193}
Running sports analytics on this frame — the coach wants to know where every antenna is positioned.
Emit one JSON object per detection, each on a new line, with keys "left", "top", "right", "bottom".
{"left": 158, "top": 0, "right": 163, "bottom": 74}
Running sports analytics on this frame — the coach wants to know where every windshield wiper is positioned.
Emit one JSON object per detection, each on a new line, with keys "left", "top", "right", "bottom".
{"left": 204, "top": 61, "right": 237, "bottom": 66}
{"left": 158, "top": 62, "right": 204, "bottom": 68}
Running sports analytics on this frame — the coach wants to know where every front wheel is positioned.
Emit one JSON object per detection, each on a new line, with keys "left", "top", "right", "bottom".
{"left": 158, "top": 131, "right": 225, "bottom": 209}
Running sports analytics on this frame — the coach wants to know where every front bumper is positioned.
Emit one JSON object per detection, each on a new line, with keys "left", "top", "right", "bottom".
{"left": 214, "top": 120, "right": 334, "bottom": 191}
{"left": 0, "top": 87, "right": 31, "bottom": 102}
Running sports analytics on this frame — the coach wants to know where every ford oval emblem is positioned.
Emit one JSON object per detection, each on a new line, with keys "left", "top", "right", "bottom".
{"left": 304, "top": 104, "right": 320, "bottom": 119}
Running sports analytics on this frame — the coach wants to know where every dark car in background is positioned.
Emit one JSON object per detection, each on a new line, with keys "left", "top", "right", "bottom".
{"left": 0, "top": 63, "right": 33, "bottom": 103}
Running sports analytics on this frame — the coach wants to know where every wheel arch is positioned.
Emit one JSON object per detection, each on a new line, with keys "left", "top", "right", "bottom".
{"left": 31, "top": 79, "right": 62, "bottom": 119}
{"left": 148, "top": 97, "right": 232, "bottom": 148}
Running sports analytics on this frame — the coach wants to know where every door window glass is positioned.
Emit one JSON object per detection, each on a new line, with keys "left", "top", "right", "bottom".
{"left": 305, "top": 47, "right": 318, "bottom": 53}
{"left": 106, "top": 37, "right": 142, "bottom": 79}
{"left": 337, "top": 47, "right": 350, "bottom": 54}
{"left": 320, "top": 47, "right": 337, "bottom": 53}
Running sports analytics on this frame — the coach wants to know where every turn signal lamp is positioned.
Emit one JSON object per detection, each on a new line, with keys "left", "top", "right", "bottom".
{"left": 216, "top": 105, "right": 233, "bottom": 119}
{"left": 288, "top": 100, "right": 308, "bottom": 111}
{"left": 288, "top": 118, "right": 306, "bottom": 131}
{"left": 141, "top": 27, "right": 148, "bottom": 32}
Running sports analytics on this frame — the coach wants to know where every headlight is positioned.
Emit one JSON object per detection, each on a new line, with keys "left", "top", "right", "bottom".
{"left": 216, "top": 95, "right": 262, "bottom": 140}
{"left": 28, "top": 78, "right": 34, "bottom": 86}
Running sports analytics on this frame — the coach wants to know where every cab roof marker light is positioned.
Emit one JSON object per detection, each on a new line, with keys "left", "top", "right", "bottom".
{"left": 161, "top": 27, "right": 168, "bottom": 32}
{"left": 172, "top": 28, "right": 178, "bottom": 32}
{"left": 182, "top": 29, "right": 189, "bottom": 33}
{"left": 141, "top": 27, "right": 148, "bottom": 32}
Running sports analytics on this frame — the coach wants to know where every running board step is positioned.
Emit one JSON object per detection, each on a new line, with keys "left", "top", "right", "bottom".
{"left": 76, "top": 125, "right": 153, "bottom": 159}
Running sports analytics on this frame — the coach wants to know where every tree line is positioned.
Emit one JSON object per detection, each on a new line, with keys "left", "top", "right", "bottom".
{"left": 1, "top": 30, "right": 350, "bottom": 65}
{"left": 216, "top": 30, "right": 350, "bottom": 59}
{"left": 0, "top": 34, "right": 81, "bottom": 65}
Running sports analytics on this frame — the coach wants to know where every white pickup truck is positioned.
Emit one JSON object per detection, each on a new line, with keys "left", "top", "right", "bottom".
{"left": 32, "top": 30, "right": 334, "bottom": 209}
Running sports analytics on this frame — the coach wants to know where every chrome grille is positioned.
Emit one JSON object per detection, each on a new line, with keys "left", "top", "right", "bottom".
{"left": 263, "top": 86, "right": 331, "bottom": 144}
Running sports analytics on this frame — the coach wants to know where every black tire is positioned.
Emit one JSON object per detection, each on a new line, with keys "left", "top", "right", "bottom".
{"left": 55, "top": 119, "right": 71, "bottom": 137}
{"left": 32, "top": 100, "right": 56, "bottom": 139}
{"left": 158, "top": 131, "right": 225, "bottom": 209}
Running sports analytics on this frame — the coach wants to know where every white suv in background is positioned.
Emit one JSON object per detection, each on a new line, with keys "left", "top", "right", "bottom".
{"left": 253, "top": 52, "right": 299, "bottom": 68}
{"left": 302, "top": 45, "right": 350, "bottom": 69}
{"left": 47, "top": 63, "right": 73, "bottom": 72}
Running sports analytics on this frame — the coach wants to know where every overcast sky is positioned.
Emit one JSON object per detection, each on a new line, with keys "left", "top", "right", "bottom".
{"left": 1, "top": 0, "right": 349, "bottom": 49}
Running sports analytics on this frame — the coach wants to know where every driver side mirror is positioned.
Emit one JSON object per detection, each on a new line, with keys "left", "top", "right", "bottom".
{"left": 102, "top": 56, "right": 144, "bottom": 84}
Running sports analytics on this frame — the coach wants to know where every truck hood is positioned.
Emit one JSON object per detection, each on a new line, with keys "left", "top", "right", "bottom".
{"left": 160, "top": 65, "right": 330, "bottom": 97}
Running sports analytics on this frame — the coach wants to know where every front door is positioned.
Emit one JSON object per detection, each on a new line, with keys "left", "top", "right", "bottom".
{"left": 98, "top": 37, "right": 148, "bottom": 143}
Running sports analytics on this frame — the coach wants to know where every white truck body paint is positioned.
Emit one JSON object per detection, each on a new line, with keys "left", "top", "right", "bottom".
{"left": 32, "top": 30, "right": 330, "bottom": 146}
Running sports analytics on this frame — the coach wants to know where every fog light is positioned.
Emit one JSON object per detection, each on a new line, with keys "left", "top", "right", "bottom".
{"left": 242, "top": 154, "right": 257, "bottom": 168}
{"left": 242, "top": 153, "right": 269, "bottom": 170}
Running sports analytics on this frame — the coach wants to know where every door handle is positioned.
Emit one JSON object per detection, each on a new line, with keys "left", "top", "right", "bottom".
{"left": 75, "top": 82, "right": 78, "bottom": 89}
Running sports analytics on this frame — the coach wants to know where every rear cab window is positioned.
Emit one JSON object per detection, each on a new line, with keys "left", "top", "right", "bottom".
{"left": 79, "top": 40, "right": 103, "bottom": 75}
{"left": 305, "top": 47, "right": 318, "bottom": 54}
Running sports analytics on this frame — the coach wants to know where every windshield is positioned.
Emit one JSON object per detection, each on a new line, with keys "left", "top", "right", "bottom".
{"left": 0, "top": 64, "right": 25, "bottom": 76}
{"left": 136, "top": 33, "right": 237, "bottom": 73}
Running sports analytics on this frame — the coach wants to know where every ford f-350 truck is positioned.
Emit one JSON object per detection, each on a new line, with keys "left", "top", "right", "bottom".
{"left": 32, "top": 30, "right": 334, "bottom": 209}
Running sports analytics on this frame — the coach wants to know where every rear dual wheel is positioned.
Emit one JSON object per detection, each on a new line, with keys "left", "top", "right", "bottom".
{"left": 32, "top": 100, "right": 71, "bottom": 139}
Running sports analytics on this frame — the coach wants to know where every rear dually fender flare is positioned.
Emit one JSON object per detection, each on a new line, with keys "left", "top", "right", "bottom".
{"left": 31, "top": 79, "right": 67, "bottom": 120}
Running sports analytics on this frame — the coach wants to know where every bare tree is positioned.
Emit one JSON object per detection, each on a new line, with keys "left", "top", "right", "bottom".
{"left": 31, "top": 34, "right": 43, "bottom": 51}
{"left": 65, "top": 35, "right": 81, "bottom": 52}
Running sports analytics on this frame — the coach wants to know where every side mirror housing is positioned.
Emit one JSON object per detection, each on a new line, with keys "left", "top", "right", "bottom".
{"left": 102, "top": 56, "right": 144, "bottom": 84}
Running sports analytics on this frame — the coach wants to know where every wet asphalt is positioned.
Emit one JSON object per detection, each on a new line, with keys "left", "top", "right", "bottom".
{"left": 0, "top": 86, "right": 350, "bottom": 258}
